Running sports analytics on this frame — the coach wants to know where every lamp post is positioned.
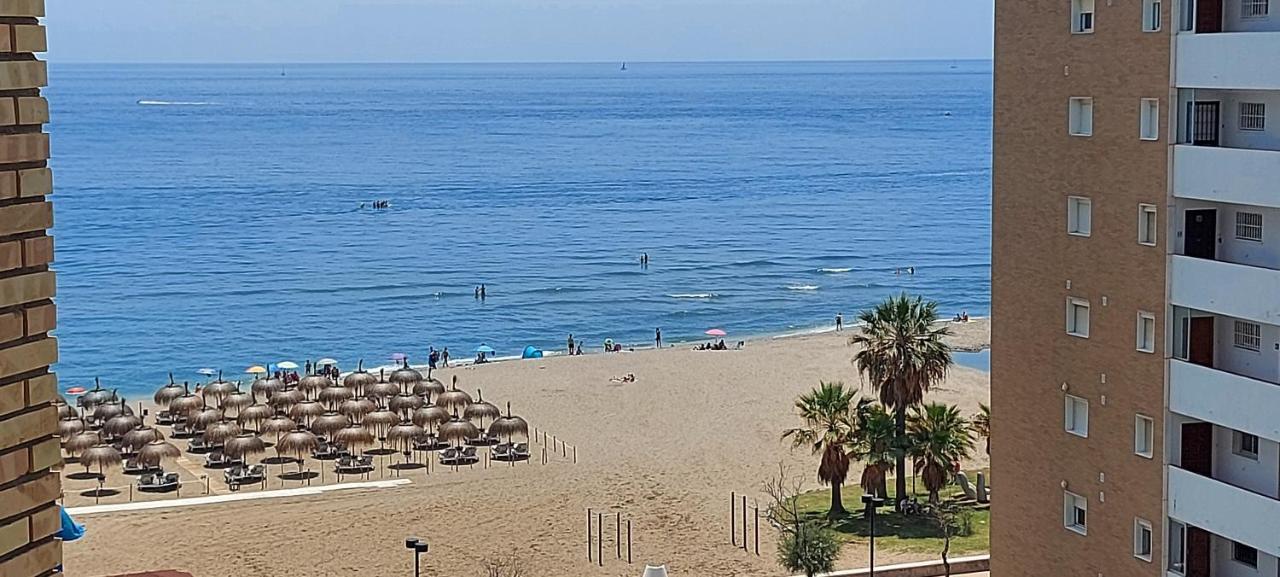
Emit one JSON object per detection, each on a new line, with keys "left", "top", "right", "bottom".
{"left": 862, "top": 493, "right": 886, "bottom": 577}
{"left": 405, "top": 536, "right": 429, "bottom": 577}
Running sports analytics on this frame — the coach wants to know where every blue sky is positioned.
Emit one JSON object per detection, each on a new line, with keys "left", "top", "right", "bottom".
{"left": 47, "top": 0, "right": 994, "bottom": 63}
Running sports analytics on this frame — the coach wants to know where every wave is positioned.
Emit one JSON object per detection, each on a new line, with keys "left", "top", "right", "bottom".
{"left": 668, "top": 293, "right": 717, "bottom": 299}
{"left": 817, "top": 267, "right": 852, "bottom": 273}
{"left": 785, "top": 285, "right": 820, "bottom": 291}
{"left": 137, "top": 100, "right": 216, "bottom": 106}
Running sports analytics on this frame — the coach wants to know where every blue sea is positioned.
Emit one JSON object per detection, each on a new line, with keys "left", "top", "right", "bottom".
{"left": 46, "top": 61, "right": 992, "bottom": 397}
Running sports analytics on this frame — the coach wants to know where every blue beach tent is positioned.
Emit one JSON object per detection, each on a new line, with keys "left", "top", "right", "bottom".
{"left": 521, "top": 345, "right": 543, "bottom": 359}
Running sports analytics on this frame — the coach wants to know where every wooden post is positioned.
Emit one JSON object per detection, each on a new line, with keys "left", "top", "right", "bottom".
{"left": 597, "top": 512, "right": 603, "bottom": 567}
{"left": 731, "top": 491, "right": 736, "bottom": 545}
{"left": 128, "top": 484, "right": 133, "bottom": 502}
{"left": 741, "top": 494, "right": 747, "bottom": 550}
{"left": 754, "top": 505, "right": 760, "bottom": 555}
{"left": 573, "top": 445, "right": 577, "bottom": 463}
{"left": 562, "top": 442, "right": 567, "bottom": 458}
{"left": 627, "top": 519, "right": 632, "bottom": 564}
{"left": 587, "top": 508, "right": 593, "bottom": 561}
{"left": 616, "top": 511, "right": 621, "bottom": 559}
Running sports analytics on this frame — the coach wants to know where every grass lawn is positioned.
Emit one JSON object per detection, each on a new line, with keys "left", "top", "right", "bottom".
{"left": 793, "top": 473, "right": 990, "bottom": 556}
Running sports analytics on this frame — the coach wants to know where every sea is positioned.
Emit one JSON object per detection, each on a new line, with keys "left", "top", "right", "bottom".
{"left": 46, "top": 61, "right": 992, "bottom": 398}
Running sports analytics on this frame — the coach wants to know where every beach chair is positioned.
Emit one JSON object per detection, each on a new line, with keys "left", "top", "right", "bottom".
{"left": 439, "top": 447, "right": 461, "bottom": 466}
{"left": 169, "top": 421, "right": 194, "bottom": 438}
{"left": 512, "top": 443, "right": 530, "bottom": 461}
{"left": 461, "top": 447, "right": 479, "bottom": 466}
{"left": 312, "top": 441, "right": 342, "bottom": 460}
{"left": 491, "top": 443, "right": 512, "bottom": 461}
{"left": 155, "top": 410, "right": 175, "bottom": 426}
{"left": 186, "top": 437, "right": 212, "bottom": 454}
{"left": 138, "top": 471, "right": 180, "bottom": 493}
{"left": 204, "top": 451, "right": 242, "bottom": 469}
{"left": 955, "top": 471, "right": 978, "bottom": 502}
{"left": 122, "top": 457, "right": 157, "bottom": 476}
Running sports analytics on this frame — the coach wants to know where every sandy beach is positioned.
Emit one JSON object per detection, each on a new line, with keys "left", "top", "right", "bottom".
{"left": 62, "top": 319, "right": 990, "bottom": 577}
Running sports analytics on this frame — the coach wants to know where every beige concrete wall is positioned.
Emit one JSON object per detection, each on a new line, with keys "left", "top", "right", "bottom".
{"left": 991, "top": 0, "right": 1171, "bottom": 575}
{"left": 0, "top": 1, "right": 61, "bottom": 576}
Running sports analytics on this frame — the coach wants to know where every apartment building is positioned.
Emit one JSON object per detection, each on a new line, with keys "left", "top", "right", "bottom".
{"left": 994, "top": 0, "right": 1280, "bottom": 576}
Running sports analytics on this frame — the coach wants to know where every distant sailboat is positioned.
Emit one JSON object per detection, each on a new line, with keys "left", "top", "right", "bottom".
{"left": 281, "top": 66, "right": 287, "bottom": 77}
{"left": 620, "top": 62, "right": 627, "bottom": 71}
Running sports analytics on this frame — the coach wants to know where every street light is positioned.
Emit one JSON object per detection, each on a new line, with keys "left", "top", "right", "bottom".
{"left": 862, "top": 493, "right": 886, "bottom": 577}
{"left": 405, "top": 536, "right": 429, "bottom": 577}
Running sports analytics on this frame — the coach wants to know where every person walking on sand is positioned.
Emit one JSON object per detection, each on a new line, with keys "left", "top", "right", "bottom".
{"left": 567, "top": 333, "right": 575, "bottom": 355}
{"left": 835, "top": 312, "right": 844, "bottom": 331}
{"left": 655, "top": 327, "right": 662, "bottom": 348}
{"left": 441, "top": 347, "right": 450, "bottom": 367}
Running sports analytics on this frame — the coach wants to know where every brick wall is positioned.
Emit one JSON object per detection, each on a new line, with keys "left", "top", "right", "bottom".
{"left": 0, "top": 1, "right": 61, "bottom": 576}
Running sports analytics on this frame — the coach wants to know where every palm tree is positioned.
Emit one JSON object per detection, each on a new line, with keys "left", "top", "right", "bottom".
{"left": 851, "top": 293, "right": 952, "bottom": 509}
{"left": 782, "top": 381, "right": 858, "bottom": 518}
{"left": 907, "top": 402, "right": 975, "bottom": 503}
{"left": 850, "top": 400, "right": 895, "bottom": 499}
{"left": 971, "top": 403, "right": 991, "bottom": 455}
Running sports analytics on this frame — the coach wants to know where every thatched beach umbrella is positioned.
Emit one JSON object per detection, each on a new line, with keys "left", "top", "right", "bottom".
{"left": 92, "top": 398, "right": 132, "bottom": 425}
{"left": 168, "top": 385, "right": 205, "bottom": 420}
{"left": 202, "top": 379, "right": 239, "bottom": 406}
{"left": 56, "top": 401, "right": 79, "bottom": 420}
{"left": 136, "top": 440, "right": 181, "bottom": 469}
{"left": 341, "top": 360, "right": 377, "bottom": 395}
{"left": 269, "top": 388, "right": 304, "bottom": 410}
{"left": 80, "top": 378, "right": 117, "bottom": 409}
{"left": 102, "top": 413, "right": 142, "bottom": 440}
{"left": 363, "top": 408, "right": 399, "bottom": 442}
{"left": 318, "top": 385, "right": 353, "bottom": 409}
{"left": 223, "top": 433, "right": 266, "bottom": 461}
{"left": 188, "top": 407, "right": 223, "bottom": 431}
{"left": 388, "top": 393, "right": 424, "bottom": 417}
{"left": 80, "top": 444, "right": 121, "bottom": 477}
{"left": 310, "top": 412, "right": 350, "bottom": 437}
{"left": 58, "top": 417, "right": 86, "bottom": 441}
{"left": 276, "top": 429, "right": 318, "bottom": 475}
{"left": 366, "top": 371, "right": 399, "bottom": 400}
{"left": 436, "top": 377, "right": 473, "bottom": 412}
{"left": 387, "top": 421, "right": 425, "bottom": 455}
{"left": 288, "top": 399, "right": 325, "bottom": 426}
{"left": 339, "top": 397, "right": 376, "bottom": 421}
{"left": 411, "top": 405, "right": 449, "bottom": 432}
{"left": 298, "top": 374, "right": 331, "bottom": 397}
{"left": 221, "top": 390, "right": 254, "bottom": 417}
{"left": 65, "top": 431, "right": 100, "bottom": 457}
{"left": 389, "top": 360, "right": 423, "bottom": 393}
{"left": 489, "top": 403, "right": 530, "bottom": 442}
{"left": 437, "top": 415, "right": 480, "bottom": 446}
{"left": 154, "top": 374, "right": 185, "bottom": 409}
{"left": 333, "top": 424, "right": 374, "bottom": 453}
{"left": 237, "top": 403, "right": 273, "bottom": 432}
{"left": 250, "top": 377, "right": 282, "bottom": 402}
{"left": 261, "top": 414, "right": 297, "bottom": 440}
{"left": 203, "top": 420, "right": 241, "bottom": 445}
{"left": 412, "top": 379, "right": 445, "bottom": 401}
{"left": 122, "top": 425, "right": 164, "bottom": 452}
{"left": 463, "top": 389, "right": 501, "bottom": 427}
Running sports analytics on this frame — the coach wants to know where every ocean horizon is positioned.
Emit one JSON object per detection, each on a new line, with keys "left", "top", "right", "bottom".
{"left": 47, "top": 60, "right": 992, "bottom": 397}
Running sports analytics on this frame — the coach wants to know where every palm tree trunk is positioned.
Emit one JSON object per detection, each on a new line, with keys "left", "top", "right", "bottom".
{"left": 895, "top": 404, "right": 908, "bottom": 510}
{"left": 829, "top": 481, "right": 846, "bottom": 518}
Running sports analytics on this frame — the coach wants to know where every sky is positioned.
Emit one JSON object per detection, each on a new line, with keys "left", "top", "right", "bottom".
{"left": 46, "top": 0, "right": 994, "bottom": 63}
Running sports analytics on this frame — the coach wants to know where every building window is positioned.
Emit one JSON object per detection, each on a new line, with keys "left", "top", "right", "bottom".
{"left": 1240, "top": 102, "right": 1266, "bottom": 131}
{"left": 1137, "top": 312, "right": 1156, "bottom": 353}
{"left": 1140, "top": 99, "right": 1160, "bottom": 140}
{"left": 1235, "top": 211, "right": 1263, "bottom": 242}
{"left": 1065, "top": 394, "right": 1089, "bottom": 437}
{"left": 1067, "top": 298, "right": 1090, "bottom": 338}
{"left": 1134, "top": 518, "right": 1153, "bottom": 561}
{"left": 1072, "top": 0, "right": 1096, "bottom": 32}
{"left": 1068, "top": 196, "right": 1092, "bottom": 236}
{"left": 1242, "top": 0, "right": 1270, "bottom": 19}
{"left": 1069, "top": 97, "right": 1094, "bottom": 136}
{"left": 1138, "top": 204, "right": 1158, "bottom": 245}
{"left": 1144, "top": 0, "right": 1162, "bottom": 31}
{"left": 1233, "top": 320, "right": 1262, "bottom": 352}
{"left": 1135, "top": 414, "right": 1154, "bottom": 458}
{"left": 1234, "top": 431, "right": 1260, "bottom": 460}
{"left": 1169, "top": 521, "right": 1187, "bottom": 574}
{"left": 1232, "top": 541, "right": 1259, "bottom": 568}
{"left": 1064, "top": 491, "right": 1088, "bottom": 534}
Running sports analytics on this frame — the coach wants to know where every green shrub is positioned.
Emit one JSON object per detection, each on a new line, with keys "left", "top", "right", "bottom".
{"left": 778, "top": 520, "right": 842, "bottom": 577}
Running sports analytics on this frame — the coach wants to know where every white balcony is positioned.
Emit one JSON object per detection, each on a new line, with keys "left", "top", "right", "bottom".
{"left": 1170, "top": 255, "right": 1280, "bottom": 324}
{"left": 1169, "top": 360, "right": 1280, "bottom": 444}
{"left": 1169, "top": 466, "right": 1280, "bottom": 559}
{"left": 1177, "top": 32, "right": 1280, "bottom": 89}
{"left": 1174, "top": 145, "right": 1280, "bottom": 209}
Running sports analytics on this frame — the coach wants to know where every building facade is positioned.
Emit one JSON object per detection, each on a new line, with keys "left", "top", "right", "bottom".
{"left": 0, "top": 1, "right": 61, "bottom": 576}
{"left": 995, "top": 0, "right": 1280, "bottom": 575}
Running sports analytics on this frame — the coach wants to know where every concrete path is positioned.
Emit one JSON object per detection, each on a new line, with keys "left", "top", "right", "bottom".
{"left": 67, "top": 478, "right": 411, "bottom": 516}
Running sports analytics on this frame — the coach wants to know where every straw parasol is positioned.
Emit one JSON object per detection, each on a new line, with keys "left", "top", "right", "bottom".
{"left": 80, "top": 378, "right": 117, "bottom": 409}
{"left": 437, "top": 414, "right": 480, "bottom": 446}
{"left": 237, "top": 403, "right": 273, "bottom": 431}
{"left": 318, "top": 385, "right": 353, "bottom": 409}
{"left": 288, "top": 399, "right": 325, "bottom": 426}
{"left": 250, "top": 377, "right": 282, "bottom": 402}
{"left": 412, "top": 379, "right": 445, "bottom": 400}
{"left": 102, "top": 413, "right": 142, "bottom": 439}
{"left": 221, "top": 390, "right": 254, "bottom": 416}
{"left": 388, "top": 392, "right": 424, "bottom": 417}
{"left": 58, "top": 417, "right": 86, "bottom": 441}
{"left": 342, "top": 360, "right": 378, "bottom": 394}
{"left": 65, "top": 431, "right": 100, "bottom": 457}
{"left": 298, "top": 373, "right": 332, "bottom": 397}
{"left": 276, "top": 429, "right": 319, "bottom": 473}
{"left": 57, "top": 401, "right": 79, "bottom": 420}
{"left": 333, "top": 424, "right": 374, "bottom": 453}
{"left": 168, "top": 384, "right": 205, "bottom": 420}
{"left": 202, "top": 379, "right": 239, "bottom": 405}
{"left": 339, "top": 397, "right": 377, "bottom": 420}
{"left": 366, "top": 370, "right": 399, "bottom": 400}
{"left": 387, "top": 421, "right": 425, "bottom": 453}
{"left": 188, "top": 407, "right": 223, "bottom": 430}
{"left": 310, "top": 412, "right": 350, "bottom": 437}
{"left": 121, "top": 426, "right": 164, "bottom": 452}
{"left": 363, "top": 408, "right": 399, "bottom": 441}
{"left": 488, "top": 402, "right": 530, "bottom": 442}
{"left": 153, "top": 374, "right": 185, "bottom": 410}
{"left": 223, "top": 433, "right": 266, "bottom": 460}
{"left": 92, "top": 398, "right": 131, "bottom": 425}
{"left": 269, "top": 388, "right": 305, "bottom": 410}
{"left": 261, "top": 414, "right": 297, "bottom": 438}
{"left": 203, "top": 420, "right": 242, "bottom": 444}
{"left": 388, "top": 360, "right": 424, "bottom": 393}
{"left": 463, "top": 389, "right": 501, "bottom": 427}
{"left": 411, "top": 405, "right": 449, "bottom": 432}
{"left": 136, "top": 440, "right": 181, "bottom": 468}
{"left": 436, "top": 376, "right": 473, "bottom": 412}
{"left": 80, "top": 444, "right": 122, "bottom": 476}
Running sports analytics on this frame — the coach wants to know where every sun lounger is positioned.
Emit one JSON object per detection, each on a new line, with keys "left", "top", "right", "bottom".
{"left": 223, "top": 464, "right": 266, "bottom": 491}
{"left": 335, "top": 455, "right": 374, "bottom": 475}
{"left": 138, "top": 471, "right": 180, "bottom": 492}
{"left": 155, "top": 410, "right": 175, "bottom": 425}
{"left": 169, "top": 421, "right": 194, "bottom": 438}
{"left": 122, "top": 458, "right": 158, "bottom": 476}
{"left": 186, "top": 437, "right": 214, "bottom": 454}
{"left": 312, "top": 442, "right": 344, "bottom": 460}
{"left": 204, "top": 451, "right": 242, "bottom": 469}
{"left": 413, "top": 436, "right": 448, "bottom": 452}
{"left": 491, "top": 443, "right": 512, "bottom": 460}
{"left": 460, "top": 447, "right": 479, "bottom": 465}
{"left": 512, "top": 443, "right": 530, "bottom": 461}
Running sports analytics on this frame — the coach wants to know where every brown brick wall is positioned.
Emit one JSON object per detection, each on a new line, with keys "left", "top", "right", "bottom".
{"left": 0, "top": 1, "right": 60, "bottom": 576}
{"left": 991, "top": 0, "right": 1170, "bottom": 575}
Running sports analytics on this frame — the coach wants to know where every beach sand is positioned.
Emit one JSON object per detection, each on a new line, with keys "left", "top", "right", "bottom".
{"left": 62, "top": 319, "right": 990, "bottom": 577}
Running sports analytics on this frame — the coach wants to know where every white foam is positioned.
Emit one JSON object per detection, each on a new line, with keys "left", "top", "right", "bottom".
{"left": 817, "top": 267, "right": 852, "bottom": 273}
{"left": 785, "top": 285, "right": 820, "bottom": 291}
{"left": 668, "top": 293, "right": 717, "bottom": 299}
{"left": 137, "top": 100, "right": 216, "bottom": 106}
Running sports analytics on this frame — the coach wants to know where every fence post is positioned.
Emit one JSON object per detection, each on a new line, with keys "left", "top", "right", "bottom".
{"left": 741, "top": 494, "right": 747, "bottom": 551}
{"left": 597, "top": 512, "right": 603, "bottom": 567}
{"left": 627, "top": 519, "right": 632, "bottom": 564}
{"left": 573, "top": 445, "right": 577, "bottom": 463}
{"left": 587, "top": 508, "right": 593, "bottom": 561}
{"left": 616, "top": 511, "right": 621, "bottom": 559}
{"left": 731, "top": 491, "right": 736, "bottom": 546}
{"left": 754, "top": 505, "right": 760, "bottom": 556}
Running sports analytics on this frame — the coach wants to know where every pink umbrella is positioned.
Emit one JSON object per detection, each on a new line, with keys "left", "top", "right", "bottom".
{"left": 390, "top": 352, "right": 407, "bottom": 361}
{"left": 705, "top": 328, "right": 727, "bottom": 337}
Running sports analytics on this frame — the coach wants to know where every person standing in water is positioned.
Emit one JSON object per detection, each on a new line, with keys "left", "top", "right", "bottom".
{"left": 567, "top": 333, "right": 575, "bottom": 355}
{"left": 655, "top": 327, "right": 662, "bottom": 348}
{"left": 480, "top": 284, "right": 487, "bottom": 299}
{"left": 835, "top": 312, "right": 844, "bottom": 331}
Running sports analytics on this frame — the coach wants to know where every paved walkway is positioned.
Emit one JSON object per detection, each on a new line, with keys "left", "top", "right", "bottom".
{"left": 67, "top": 478, "right": 411, "bottom": 516}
